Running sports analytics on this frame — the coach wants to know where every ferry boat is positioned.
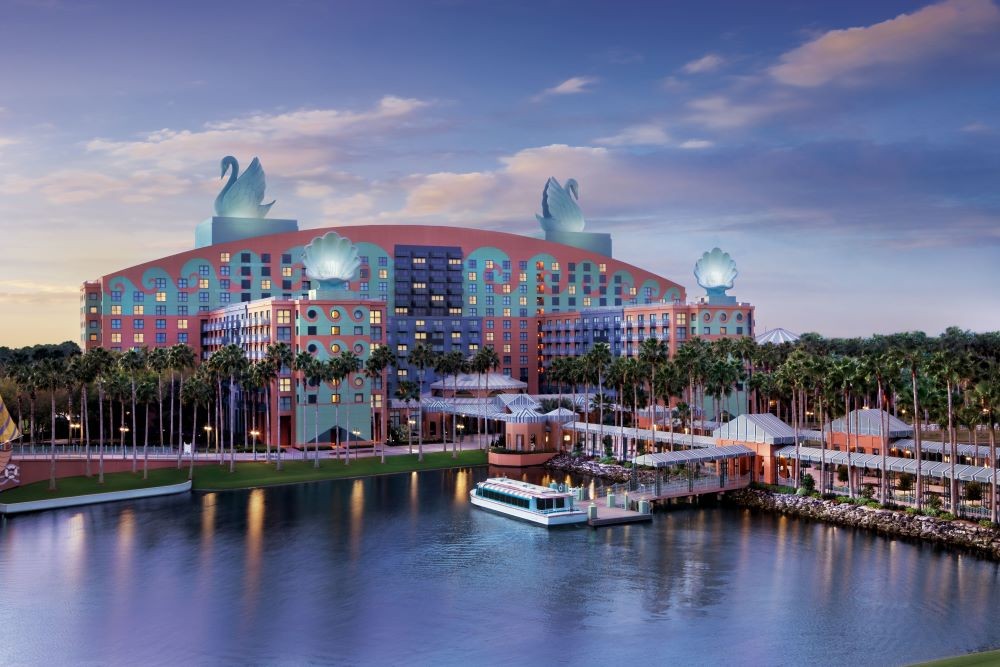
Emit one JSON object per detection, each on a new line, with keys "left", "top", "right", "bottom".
{"left": 470, "top": 477, "right": 587, "bottom": 526}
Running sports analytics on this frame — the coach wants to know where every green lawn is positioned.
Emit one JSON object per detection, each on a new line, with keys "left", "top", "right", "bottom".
{"left": 0, "top": 466, "right": 190, "bottom": 504}
{"left": 914, "top": 650, "right": 1000, "bottom": 666}
{"left": 191, "top": 450, "right": 487, "bottom": 491}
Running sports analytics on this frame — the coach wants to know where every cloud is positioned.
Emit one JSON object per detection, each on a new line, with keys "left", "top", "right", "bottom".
{"left": 533, "top": 76, "right": 599, "bottom": 100}
{"left": 595, "top": 124, "right": 671, "bottom": 147}
{"left": 86, "top": 95, "right": 432, "bottom": 174}
{"left": 962, "top": 121, "right": 993, "bottom": 133}
{"left": 683, "top": 53, "right": 726, "bottom": 74}
{"left": 770, "top": 0, "right": 1000, "bottom": 87}
{"left": 597, "top": 47, "right": 644, "bottom": 65}
{"left": 679, "top": 139, "right": 714, "bottom": 149}
{"left": 686, "top": 94, "right": 802, "bottom": 129}
{"left": 0, "top": 169, "right": 191, "bottom": 205}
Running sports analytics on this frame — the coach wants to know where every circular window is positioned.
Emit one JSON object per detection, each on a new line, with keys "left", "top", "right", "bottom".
{"left": 307, "top": 308, "right": 317, "bottom": 319}
{"left": 720, "top": 313, "right": 728, "bottom": 323}
{"left": 703, "top": 313, "right": 711, "bottom": 322}
{"left": 353, "top": 309, "right": 364, "bottom": 321}
{"left": 736, "top": 313, "right": 744, "bottom": 322}
{"left": 307, "top": 343, "right": 317, "bottom": 353}
{"left": 354, "top": 376, "right": 364, "bottom": 387}
{"left": 331, "top": 310, "right": 341, "bottom": 320}
{"left": 353, "top": 342, "right": 364, "bottom": 354}
{"left": 331, "top": 343, "right": 341, "bottom": 353}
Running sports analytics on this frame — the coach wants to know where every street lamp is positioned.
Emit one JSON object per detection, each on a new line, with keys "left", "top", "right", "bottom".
{"left": 250, "top": 430, "right": 260, "bottom": 460}
{"left": 407, "top": 419, "right": 416, "bottom": 455}
{"left": 457, "top": 422, "right": 465, "bottom": 452}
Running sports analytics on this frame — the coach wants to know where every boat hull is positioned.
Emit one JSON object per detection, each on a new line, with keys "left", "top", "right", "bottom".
{"left": 470, "top": 492, "right": 587, "bottom": 526}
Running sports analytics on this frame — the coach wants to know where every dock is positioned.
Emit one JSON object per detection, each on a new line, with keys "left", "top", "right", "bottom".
{"left": 586, "top": 502, "right": 652, "bottom": 527}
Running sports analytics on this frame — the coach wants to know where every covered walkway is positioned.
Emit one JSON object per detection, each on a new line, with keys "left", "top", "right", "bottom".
{"left": 561, "top": 421, "right": 717, "bottom": 457}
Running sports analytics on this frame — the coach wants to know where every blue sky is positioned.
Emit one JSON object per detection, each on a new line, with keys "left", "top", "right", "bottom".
{"left": 1, "top": 0, "right": 999, "bottom": 345}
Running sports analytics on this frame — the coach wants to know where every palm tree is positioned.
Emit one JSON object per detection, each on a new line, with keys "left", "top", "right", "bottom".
{"left": 216, "top": 345, "right": 248, "bottom": 473}
{"left": 147, "top": 347, "right": 170, "bottom": 447}
{"left": 892, "top": 335, "right": 930, "bottom": 510}
{"left": 169, "top": 344, "right": 196, "bottom": 468}
{"left": 88, "top": 348, "right": 115, "bottom": 483}
{"left": 472, "top": 346, "right": 500, "bottom": 446}
{"left": 974, "top": 374, "right": 1000, "bottom": 523}
{"left": 831, "top": 356, "right": 860, "bottom": 498}
{"left": 264, "top": 342, "right": 293, "bottom": 471}
{"left": 118, "top": 348, "right": 145, "bottom": 473}
{"left": 930, "top": 348, "right": 968, "bottom": 513}
{"left": 584, "top": 343, "right": 612, "bottom": 456}
{"left": 181, "top": 372, "right": 212, "bottom": 481}
{"left": 639, "top": 337, "right": 669, "bottom": 447}
{"left": 39, "top": 357, "right": 64, "bottom": 491}
{"left": 293, "top": 349, "right": 314, "bottom": 454}
{"left": 307, "top": 357, "right": 331, "bottom": 468}
{"left": 395, "top": 380, "right": 420, "bottom": 455}
{"left": 136, "top": 372, "right": 158, "bottom": 479}
{"left": 365, "top": 345, "right": 396, "bottom": 463}
{"left": 339, "top": 350, "right": 362, "bottom": 464}
{"left": 409, "top": 344, "right": 434, "bottom": 462}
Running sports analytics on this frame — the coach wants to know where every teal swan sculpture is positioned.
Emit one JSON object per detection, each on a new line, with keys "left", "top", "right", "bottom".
{"left": 214, "top": 156, "right": 276, "bottom": 218}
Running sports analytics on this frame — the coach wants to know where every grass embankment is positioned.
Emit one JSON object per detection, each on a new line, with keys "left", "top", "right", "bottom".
{"left": 914, "top": 649, "right": 1000, "bottom": 666}
{"left": 192, "top": 450, "right": 487, "bottom": 491}
{"left": 0, "top": 467, "right": 189, "bottom": 504}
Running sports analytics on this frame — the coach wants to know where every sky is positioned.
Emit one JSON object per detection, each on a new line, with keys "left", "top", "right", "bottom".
{"left": 1, "top": 0, "right": 998, "bottom": 347}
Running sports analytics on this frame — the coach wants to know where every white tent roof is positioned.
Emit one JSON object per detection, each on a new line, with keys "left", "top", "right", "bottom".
{"left": 430, "top": 373, "right": 527, "bottom": 392}
{"left": 713, "top": 413, "right": 798, "bottom": 445}
{"left": 755, "top": 328, "right": 800, "bottom": 345}
{"left": 828, "top": 409, "right": 912, "bottom": 438}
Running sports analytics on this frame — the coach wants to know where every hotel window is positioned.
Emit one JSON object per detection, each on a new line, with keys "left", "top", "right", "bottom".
{"left": 431, "top": 295, "right": 444, "bottom": 302}
{"left": 503, "top": 344, "right": 511, "bottom": 353}
{"left": 485, "top": 332, "right": 494, "bottom": 342}
{"left": 199, "top": 265, "right": 210, "bottom": 277}
{"left": 502, "top": 284, "right": 511, "bottom": 294}
{"left": 261, "top": 280, "right": 271, "bottom": 290}
{"left": 111, "top": 290, "right": 122, "bottom": 301}
{"left": 279, "top": 378, "right": 291, "bottom": 392}
{"left": 111, "top": 305, "right": 122, "bottom": 315}
{"left": 178, "top": 333, "right": 189, "bottom": 343}
{"left": 395, "top": 306, "right": 409, "bottom": 315}
{"left": 220, "top": 252, "right": 230, "bottom": 262}
{"left": 133, "top": 305, "right": 144, "bottom": 315}
{"left": 583, "top": 297, "right": 591, "bottom": 307}
{"left": 519, "top": 272, "right": 527, "bottom": 283}
{"left": 676, "top": 313, "right": 687, "bottom": 325}
{"left": 378, "top": 269, "right": 388, "bottom": 279}
{"left": 413, "top": 282, "right": 426, "bottom": 289}
{"left": 598, "top": 263, "right": 607, "bottom": 272}
{"left": 220, "top": 266, "right": 230, "bottom": 276}
{"left": 198, "top": 292, "right": 209, "bottom": 302}
{"left": 133, "top": 291, "right": 144, "bottom": 302}
{"left": 720, "top": 327, "right": 727, "bottom": 335}
{"left": 330, "top": 394, "right": 340, "bottom": 404}
{"left": 485, "top": 260, "right": 494, "bottom": 269}
{"left": 355, "top": 393, "right": 364, "bottom": 403}
{"left": 261, "top": 253, "right": 271, "bottom": 263}
{"left": 156, "top": 291, "right": 166, "bottom": 302}
{"left": 133, "top": 333, "right": 144, "bottom": 343}
{"left": 220, "top": 279, "right": 230, "bottom": 289}
{"left": 331, "top": 344, "right": 341, "bottom": 353}
{"left": 503, "top": 308, "right": 511, "bottom": 316}
{"left": 451, "top": 332, "right": 461, "bottom": 340}
{"left": 156, "top": 333, "right": 167, "bottom": 344}
{"left": 277, "top": 309, "right": 291, "bottom": 324}
{"left": 154, "top": 278, "right": 166, "bottom": 289}
{"left": 282, "top": 253, "right": 292, "bottom": 264}
{"left": 360, "top": 282, "right": 369, "bottom": 291}
{"left": 88, "top": 333, "right": 98, "bottom": 342}
{"left": 354, "top": 326, "right": 364, "bottom": 335}
{"left": 88, "top": 292, "right": 98, "bottom": 301}
{"left": 281, "top": 267, "right": 293, "bottom": 278}
{"left": 111, "top": 333, "right": 122, "bottom": 343}
{"left": 550, "top": 262, "right": 559, "bottom": 271}
{"left": 415, "top": 332, "right": 426, "bottom": 340}
{"left": 177, "top": 292, "right": 188, "bottom": 302}
{"left": 88, "top": 306, "right": 98, "bottom": 314}
{"left": 468, "top": 296, "right": 477, "bottom": 305}
{"left": 155, "top": 319, "right": 166, "bottom": 329}
{"left": 468, "top": 272, "right": 477, "bottom": 281}
{"left": 331, "top": 325, "right": 341, "bottom": 335}
{"left": 197, "top": 278, "right": 208, "bottom": 289}
{"left": 220, "top": 293, "right": 231, "bottom": 303}
{"left": 378, "top": 256, "right": 388, "bottom": 266}
{"left": 177, "top": 279, "right": 188, "bottom": 288}
{"left": 178, "top": 319, "right": 188, "bottom": 329}
{"left": 413, "top": 257, "right": 426, "bottom": 265}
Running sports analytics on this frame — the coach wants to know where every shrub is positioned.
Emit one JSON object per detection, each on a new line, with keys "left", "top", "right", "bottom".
{"left": 800, "top": 473, "right": 816, "bottom": 493}
{"left": 837, "top": 465, "right": 849, "bottom": 484}
{"left": 966, "top": 481, "right": 984, "bottom": 503}
{"left": 897, "top": 473, "right": 914, "bottom": 493}
{"left": 979, "top": 519, "right": 995, "bottom": 529}
{"left": 599, "top": 456, "right": 617, "bottom": 465}
{"left": 835, "top": 496, "right": 851, "bottom": 504}
{"left": 905, "top": 507, "right": 919, "bottom": 516}
{"left": 865, "top": 500, "right": 881, "bottom": 509}
{"left": 925, "top": 508, "right": 940, "bottom": 518}
{"left": 927, "top": 494, "right": 943, "bottom": 512}
{"left": 860, "top": 483, "right": 875, "bottom": 500}
{"left": 810, "top": 491, "right": 822, "bottom": 499}
{"left": 938, "top": 512, "right": 955, "bottom": 521}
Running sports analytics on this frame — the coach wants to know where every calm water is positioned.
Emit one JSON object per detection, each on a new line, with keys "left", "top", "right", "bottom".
{"left": 2, "top": 467, "right": 1000, "bottom": 666}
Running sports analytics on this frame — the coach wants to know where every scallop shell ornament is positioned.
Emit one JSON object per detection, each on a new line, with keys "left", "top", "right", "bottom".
{"left": 302, "top": 232, "right": 361, "bottom": 286}
{"left": 694, "top": 247, "right": 738, "bottom": 296}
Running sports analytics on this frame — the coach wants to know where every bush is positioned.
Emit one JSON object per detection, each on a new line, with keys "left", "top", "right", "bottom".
{"left": 835, "top": 496, "right": 851, "bottom": 504}
{"left": 599, "top": 456, "right": 617, "bottom": 465}
{"left": 927, "top": 494, "right": 943, "bottom": 512}
{"left": 966, "top": 481, "right": 984, "bottom": 503}
{"left": 865, "top": 500, "right": 881, "bottom": 509}
{"left": 897, "top": 473, "right": 914, "bottom": 493}
{"left": 905, "top": 507, "right": 919, "bottom": 516}
{"left": 800, "top": 473, "right": 816, "bottom": 493}
{"left": 810, "top": 491, "right": 822, "bottom": 499}
{"left": 938, "top": 512, "right": 955, "bottom": 521}
{"left": 979, "top": 519, "right": 996, "bottom": 529}
{"left": 837, "top": 465, "right": 849, "bottom": 484}
{"left": 860, "top": 483, "right": 875, "bottom": 500}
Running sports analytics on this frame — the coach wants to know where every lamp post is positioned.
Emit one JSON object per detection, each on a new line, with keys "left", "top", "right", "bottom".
{"left": 250, "top": 430, "right": 260, "bottom": 460}
{"left": 70, "top": 422, "right": 81, "bottom": 448}
{"left": 457, "top": 421, "right": 465, "bottom": 453}
{"left": 352, "top": 429, "right": 360, "bottom": 460}
{"left": 119, "top": 426, "right": 129, "bottom": 458}
{"left": 407, "top": 419, "right": 415, "bottom": 455}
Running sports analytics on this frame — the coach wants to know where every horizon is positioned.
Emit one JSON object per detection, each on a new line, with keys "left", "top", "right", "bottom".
{"left": 2, "top": 0, "right": 999, "bottom": 346}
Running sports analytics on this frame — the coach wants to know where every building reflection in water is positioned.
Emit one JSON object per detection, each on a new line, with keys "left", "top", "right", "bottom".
{"left": 349, "top": 479, "right": 364, "bottom": 561}
{"left": 65, "top": 512, "right": 87, "bottom": 588}
{"left": 453, "top": 469, "right": 468, "bottom": 504}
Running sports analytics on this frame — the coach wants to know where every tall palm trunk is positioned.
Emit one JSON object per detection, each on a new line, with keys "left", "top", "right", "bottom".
{"left": 98, "top": 384, "right": 105, "bottom": 484}
{"left": 189, "top": 402, "right": 198, "bottom": 481}
{"left": 48, "top": 388, "right": 57, "bottom": 492}
{"left": 175, "top": 372, "right": 184, "bottom": 469}
{"left": 990, "top": 422, "right": 997, "bottom": 524}
{"left": 229, "top": 375, "right": 236, "bottom": 474}
{"left": 946, "top": 379, "right": 957, "bottom": 513}
{"left": 143, "top": 401, "right": 150, "bottom": 479}
{"left": 82, "top": 384, "right": 91, "bottom": 477}
{"left": 130, "top": 374, "right": 138, "bottom": 473}
{"left": 912, "top": 369, "right": 923, "bottom": 511}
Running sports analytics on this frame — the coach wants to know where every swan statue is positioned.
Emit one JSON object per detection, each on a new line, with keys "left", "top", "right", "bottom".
{"left": 536, "top": 177, "right": 585, "bottom": 233}
{"left": 213, "top": 155, "right": 276, "bottom": 218}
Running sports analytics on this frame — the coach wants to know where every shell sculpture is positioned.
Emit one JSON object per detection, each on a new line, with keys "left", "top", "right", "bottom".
{"left": 302, "top": 232, "right": 361, "bottom": 286}
{"left": 694, "top": 247, "right": 738, "bottom": 295}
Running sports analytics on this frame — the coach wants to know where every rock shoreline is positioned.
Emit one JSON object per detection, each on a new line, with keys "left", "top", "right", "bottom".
{"left": 545, "top": 453, "right": 655, "bottom": 484}
{"left": 728, "top": 488, "right": 1000, "bottom": 561}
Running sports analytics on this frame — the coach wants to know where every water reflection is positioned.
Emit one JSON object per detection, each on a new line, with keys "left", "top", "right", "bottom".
{"left": 4, "top": 469, "right": 1000, "bottom": 666}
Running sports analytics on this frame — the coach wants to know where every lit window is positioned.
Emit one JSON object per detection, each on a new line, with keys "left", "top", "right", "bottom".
{"left": 332, "top": 344, "right": 341, "bottom": 353}
{"left": 155, "top": 292, "right": 166, "bottom": 302}
{"left": 331, "top": 326, "right": 340, "bottom": 335}
{"left": 282, "top": 267, "right": 293, "bottom": 277}
{"left": 599, "top": 263, "right": 607, "bottom": 272}
{"left": 502, "top": 285, "right": 511, "bottom": 294}
{"left": 503, "top": 308, "right": 511, "bottom": 316}
{"left": 583, "top": 297, "right": 591, "bottom": 307}
{"left": 133, "top": 333, "right": 144, "bottom": 343}
{"left": 369, "top": 310, "right": 381, "bottom": 324}
{"left": 468, "top": 272, "right": 477, "bottom": 281}
{"left": 413, "top": 282, "right": 426, "bottom": 289}
{"left": 111, "top": 333, "right": 121, "bottom": 343}
{"left": 431, "top": 295, "right": 444, "bottom": 302}
{"left": 279, "top": 378, "right": 291, "bottom": 392}
{"left": 331, "top": 394, "right": 340, "bottom": 404}
{"left": 178, "top": 319, "right": 188, "bottom": 329}
{"left": 132, "top": 305, "right": 144, "bottom": 315}
{"left": 355, "top": 393, "right": 363, "bottom": 403}
{"left": 485, "top": 260, "right": 494, "bottom": 269}
{"left": 551, "top": 262, "right": 559, "bottom": 271}
{"left": 331, "top": 310, "right": 340, "bottom": 320}
{"left": 468, "top": 296, "right": 477, "bottom": 305}
{"left": 503, "top": 344, "right": 511, "bottom": 353}
{"left": 198, "top": 279, "right": 209, "bottom": 289}
{"left": 413, "top": 257, "right": 426, "bottom": 264}
{"left": 568, "top": 285, "right": 576, "bottom": 295}
{"left": 111, "top": 305, "right": 122, "bottom": 315}
{"left": 261, "top": 280, "right": 271, "bottom": 290}
{"left": 220, "top": 252, "right": 230, "bottom": 262}
{"left": 378, "top": 269, "right": 388, "bottom": 279}
{"left": 278, "top": 310, "right": 291, "bottom": 324}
